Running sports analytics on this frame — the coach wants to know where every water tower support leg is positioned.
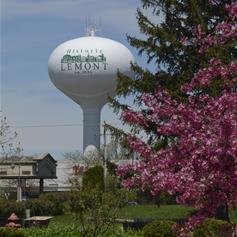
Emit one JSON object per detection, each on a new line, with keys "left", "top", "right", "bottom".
{"left": 83, "top": 107, "right": 101, "bottom": 151}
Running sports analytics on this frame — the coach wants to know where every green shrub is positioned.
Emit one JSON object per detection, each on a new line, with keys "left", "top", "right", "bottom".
{"left": 104, "top": 175, "right": 120, "bottom": 192}
{"left": 0, "top": 227, "right": 24, "bottom": 237}
{"left": 156, "top": 192, "right": 177, "bottom": 205}
{"left": 122, "top": 230, "right": 143, "bottom": 237}
{"left": 0, "top": 192, "right": 71, "bottom": 218}
{"left": 22, "top": 226, "right": 80, "bottom": 237}
{"left": 37, "top": 192, "right": 70, "bottom": 215}
{"left": 82, "top": 165, "right": 104, "bottom": 191}
{"left": 143, "top": 220, "right": 175, "bottom": 237}
{"left": 0, "top": 199, "right": 26, "bottom": 217}
{"left": 106, "top": 161, "right": 117, "bottom": 176}
{"left": 193, "top": 218, "right": 233, "bottom": 237}
{"left": 23, "top": 226, "right": 143, "bottom": 237}
{"left": 66, "top": 186, "right": 134, "bottom": 237}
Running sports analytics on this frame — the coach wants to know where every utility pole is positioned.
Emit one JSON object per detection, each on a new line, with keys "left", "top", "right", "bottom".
{"left": 11, "top": 162, "right": 22, "bottom": 202}
{"left": 103, "top": 125, "right": 107, "bottom": 180}
{"left": 17, "top": 163, "right": 22, "bottom": 202}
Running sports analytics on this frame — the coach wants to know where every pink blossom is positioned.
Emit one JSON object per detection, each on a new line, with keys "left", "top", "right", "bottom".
{"left": 183, "top": 58, "right": 237, "bottom": 93}
{"left": 119, "top": 91, "right": 237, "bottom": 235}
{"left": 187, "top": 3, "right": 237, "bottom": 53}
{"left": 180, "top": 37, "right": 190, "bottom": 46}
{"left": 118, "top": 2, "right": 237, "bottom": 236}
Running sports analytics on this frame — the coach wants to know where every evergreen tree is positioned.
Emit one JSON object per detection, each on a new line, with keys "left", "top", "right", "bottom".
{"left": 117, "top": 0, "right": 234, "bottom": 98}
{"left": 107, "top": 0, "right": 237, "bottom": 226}
{"left": 108, "top": 0, "right": 235, "bottom": 140}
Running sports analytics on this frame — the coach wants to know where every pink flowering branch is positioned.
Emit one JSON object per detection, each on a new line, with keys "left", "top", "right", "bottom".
{"left": 182, "top": 58, "right": 237, "bottom": 93}
{"left": 181, "top": 3, "right": 237, "bottom": 53}
{"left": 118, "top": 2, "right": 237, "bottom": 236}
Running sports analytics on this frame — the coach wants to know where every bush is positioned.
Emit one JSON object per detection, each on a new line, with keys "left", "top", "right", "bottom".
{"left": 37, "top": 192, "right": 70, "bottom": 215}
{"left": 0, "top": 192, "right": 71, "bottom": 218}
{"left": 156, "top": 192, "right": 177, "bottom": 205}
{"left": 66, "top": 186, "right": 134, "bottom": 237}
{"left": 106, "top": 161, "right": 117, "bottom": 176}
{"left": 0, "top": 199, "right": 26, "bottom": 218}
{"left": 143, "top": 220, "right": 175, "bottom": 237}
{"left": 104, "top": 175, "right": 120, "bottom": 192}
{"left": 0, "top": 228, "right": 24, "bottom": 237}
{"left": 23, "top": 226, "right": 143, "bottom": 237}
{"left": 193, "top": 218, "right": 233, "bottom": 237}
{"left": 23, "top": 226, "right": 80, "bottom": 237}
{"left": 82, "top": 165, "right": 104, "bottom": 191}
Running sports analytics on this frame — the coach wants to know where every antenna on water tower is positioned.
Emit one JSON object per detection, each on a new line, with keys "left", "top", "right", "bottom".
{"left": 85, "top": 16, "right": 101, "bottom": 36}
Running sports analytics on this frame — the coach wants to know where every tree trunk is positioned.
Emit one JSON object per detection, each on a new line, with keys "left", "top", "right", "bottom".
{"left": 215, "top": 204, "right": 230, "bottom": 222}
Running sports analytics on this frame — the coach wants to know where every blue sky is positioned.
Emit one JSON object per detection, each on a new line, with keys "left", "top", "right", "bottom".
{"left": 1, "top": 0, "right": 159, "bottom": 159}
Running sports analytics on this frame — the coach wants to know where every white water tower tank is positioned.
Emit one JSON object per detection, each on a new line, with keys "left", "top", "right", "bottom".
{"left": 48, "top": 32, "right": 134, "bottom": 151}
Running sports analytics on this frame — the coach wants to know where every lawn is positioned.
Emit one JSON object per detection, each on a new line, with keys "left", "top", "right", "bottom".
{"left": 11, "top": 204, "right": 237, "bottom": 237}
{"left": 49, "top": 204, "right": 236, "bottom": 226}
{"left": 118, "top": 204, "right": 194, "bottom": 220}
{"left": 49, "top": 204, "right": 194, "bottom": 227}
{"left": 119, "top": 205, "right": 236, "bottom": 223}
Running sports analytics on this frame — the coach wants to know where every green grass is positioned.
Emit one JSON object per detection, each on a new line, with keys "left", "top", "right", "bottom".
{"left": 20, "top": 205, "right": 236, "bottom": 237}
{"left": 118, "top": 204, "right": 194, "bottom": 220}
{"left": 49, "top": 214, "right": 75, "bottom": 227}
{"left": 0, "top": 201, "right": 233, "bottom": 237}
{"left": 49, "top": 204, "right": 236, "bottom": 224}
{"left": 229, "top": 208, "right": 237, "bottom": 224}
{"left": 48, "top": 204, "right": 194, "bottom": 227}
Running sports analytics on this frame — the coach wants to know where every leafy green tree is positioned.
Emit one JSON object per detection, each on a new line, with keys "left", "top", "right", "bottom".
{"left": 82, "top": 165, "right": 104, "bottom": 191}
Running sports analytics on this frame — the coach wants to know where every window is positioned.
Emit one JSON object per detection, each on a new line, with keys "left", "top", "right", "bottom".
{"left": 22, "top": 171, "right": 31, "bottom": 175}
{"left": 0, "top": 170, "right": 7, "bottom": 175}
{"left": 0, "top": 168, "right": 7, "bottom": 175}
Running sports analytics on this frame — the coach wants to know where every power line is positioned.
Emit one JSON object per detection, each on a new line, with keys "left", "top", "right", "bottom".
{"left": 11, "top": 122, "right": 123, "bottom": 129}
{"left": 11, "top": 124, "right": 83, "bottom": 128}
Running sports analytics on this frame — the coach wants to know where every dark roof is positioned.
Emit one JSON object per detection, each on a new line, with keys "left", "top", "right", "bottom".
{"left": 32, "top": 153, "right": 57, "bottom": 163}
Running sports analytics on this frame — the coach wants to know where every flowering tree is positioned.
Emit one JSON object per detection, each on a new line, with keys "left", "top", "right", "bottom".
{"left": 118, "top": 2, "right": 237, "bottom": 235}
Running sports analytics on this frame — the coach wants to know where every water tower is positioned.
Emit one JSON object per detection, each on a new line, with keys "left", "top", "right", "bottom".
{"left": 48, "top": 31, "right": 134, "bottom": 151}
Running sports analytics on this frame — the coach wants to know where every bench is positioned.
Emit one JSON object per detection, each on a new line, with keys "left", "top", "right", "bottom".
{"left": 23, "top": 216, "right": 53, "bottom": 228}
